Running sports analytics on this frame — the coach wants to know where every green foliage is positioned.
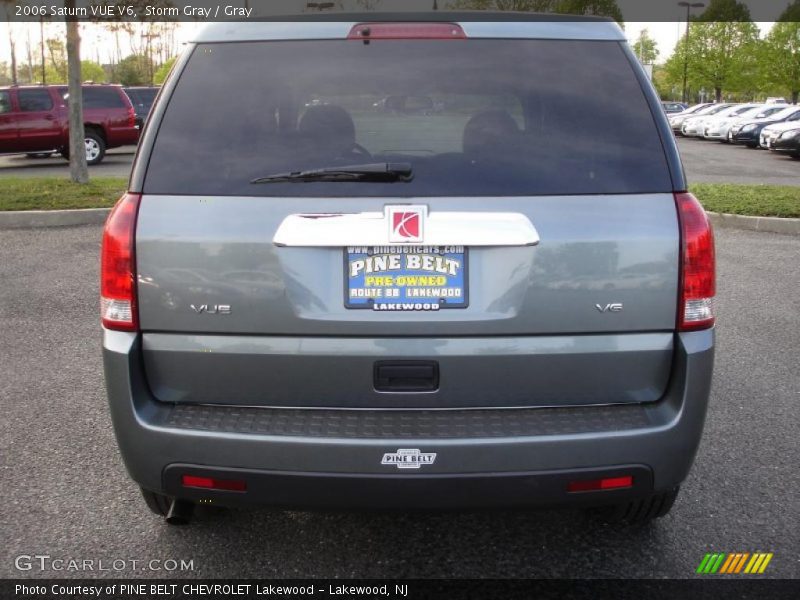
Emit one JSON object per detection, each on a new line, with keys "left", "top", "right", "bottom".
{"left": 760, "top": 19, "right": 800, "bottom": 103}
{"left": 115, "top": 54, "right": 150, "bottom": 86}
{"left": 44, "top": 66, "right": 67, "bottom": 84}
{"left": 697, "top": 0, "right": 751, "bottom": 22}
{"left": 447, "top": 0, "right": 554, "bottom": 10}
{"left": 448, "top": 0, "right": 623, "bottom": 21}
{"left": 554, "top": 0, "right": 622, "bottom": 23}
{"left": 0, "top": 61, "right": 12, "bottom": 85}
{"left": 153, "top": 57, "right": 176, "bottom": 85}
{"left": 6, "top": 178, "right": 796, "bottom": 219}
{"left": 632, "top": 28, "right": 659, "bottom": 64}
{"left": 777, "top": 0, "right": 800, "bottom": 21}
{"left": 0, "top": 178, "right": 127, "bottom": 211}
{"left": 690, "top": 184, "right": 800, "bottom": 218}
{"left": 651, "top": 65, "right": 674, "bottom": 99}
{"left": 45, "top": 38, "right": 67, "bottom": 83}
{"left": 663, "top": 19, "right": 759, "bottom": 102}
{"left": 81, "top": 61, "right": 106, "bottom": 83}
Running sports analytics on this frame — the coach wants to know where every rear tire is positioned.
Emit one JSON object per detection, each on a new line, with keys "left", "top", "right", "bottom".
{"left": 59, "top": 129, "right": 106, "bottom": 165}
{"left": 140, "top": 487, "right": 172, "bottom": 517}
{"left": 588, "top": 487, "right": 680, "bottom": 524}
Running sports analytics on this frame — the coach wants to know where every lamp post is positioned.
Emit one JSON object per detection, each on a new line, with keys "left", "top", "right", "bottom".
{"left": 678, "top": 2, "right": 705, "bottom": 104}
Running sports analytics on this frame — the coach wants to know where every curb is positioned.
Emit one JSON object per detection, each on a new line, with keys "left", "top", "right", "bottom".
{"left": 0, "top": 207, "right": 110, "bottom": 229}
{"left": 706, "top": 211, "right": 800, "bottom": 236}
{"left": 0, "top": 207, "right": 797, "bottom": 236}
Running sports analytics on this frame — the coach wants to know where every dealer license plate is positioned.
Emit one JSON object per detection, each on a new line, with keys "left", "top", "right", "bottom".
{"left": 345, "top": 246, "right": 468, "bottom": 311}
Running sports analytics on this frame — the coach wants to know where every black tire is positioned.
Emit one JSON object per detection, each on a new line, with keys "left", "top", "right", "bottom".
{"left": 588, "top": 487, "right": 680, "bottom": 525}
{"left": 59, "top": 129, "right": 106, "bottom": 165}
{"left": 84, "top": 129, "right": 106, "bottom": 165}
{"left": 140, "top": 487, "right": 172, "bottom": 517}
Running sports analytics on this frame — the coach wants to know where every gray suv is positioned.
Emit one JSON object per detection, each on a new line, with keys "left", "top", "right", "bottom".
{"left": 102, "top": 14, "right": 715, "bottom": 525}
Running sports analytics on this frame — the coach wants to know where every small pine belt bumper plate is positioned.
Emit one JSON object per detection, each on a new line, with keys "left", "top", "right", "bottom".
{"left": 345, "top": 246, "right": 468, "bottom": 310}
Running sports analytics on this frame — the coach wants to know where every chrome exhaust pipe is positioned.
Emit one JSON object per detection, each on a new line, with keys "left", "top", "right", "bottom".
{"left": 165, "top": 499, "right": 194, "bottom": 525}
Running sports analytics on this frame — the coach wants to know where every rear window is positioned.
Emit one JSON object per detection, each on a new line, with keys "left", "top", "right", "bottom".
{"left": 144, "top": 39, "right": 671, "bottom": 197}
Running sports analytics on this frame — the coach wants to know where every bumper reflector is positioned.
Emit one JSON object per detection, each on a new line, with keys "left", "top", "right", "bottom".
{"left": 182, "top": 475, "right": 247, "bottom": 492}
{"left": 567, "top": 475, "right": 633, "bottom": 493}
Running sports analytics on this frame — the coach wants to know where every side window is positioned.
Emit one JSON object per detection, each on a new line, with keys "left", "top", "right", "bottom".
{"left": 83, "top": 87, "right": 126, "bottom": 109}
{"left": 18, "top": 89, "right": 54, "bottom": 112}
{"left": 790, "top": 112, "right": 800, "bottom": 122}
{"left": 0, "top": 91, "right": 11, "bottom": 113}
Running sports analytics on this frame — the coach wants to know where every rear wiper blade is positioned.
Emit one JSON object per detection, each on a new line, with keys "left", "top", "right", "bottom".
{"left": 251, "top": 162, "right": 413, "bottom": 184}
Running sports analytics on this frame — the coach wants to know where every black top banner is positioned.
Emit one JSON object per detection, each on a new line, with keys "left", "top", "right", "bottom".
{"left": 1, "top": 0, "right": 799, "bottom": 23}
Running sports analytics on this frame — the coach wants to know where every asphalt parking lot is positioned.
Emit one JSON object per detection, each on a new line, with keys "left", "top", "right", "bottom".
{"left": 0, "top": 148, "right": 135, "bottom": 178}
{"left": 675, "top": 136, "right": 799, "bottom": 186}
{"left": 0, "top": 225, "right": 798, "bottom": 579}
{"left": 0, "top": 137, "right": 797, "bottom": 185}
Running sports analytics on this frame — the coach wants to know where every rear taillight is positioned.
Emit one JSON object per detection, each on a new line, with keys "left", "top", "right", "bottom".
{"left": 675, "top": 192, "right": 716, "bottom": 331}
{"left": 127, "top": 106, "right": 136, "bottom": 128}
{"left": 348, "top": 22, "right": 466, "bottom": 40}
{"left": 101, "top": 193, "right": 140, "bottom": 331}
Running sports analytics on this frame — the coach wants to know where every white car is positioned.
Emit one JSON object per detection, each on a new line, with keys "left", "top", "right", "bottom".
{"left": 668, "top": 103, "right": 714, "bottom": 133}
{"left": 681, "top": 104, "right": 737, "bottom": 137}
{"left": 701, "top": 104, "right": 772, "bottom": 141}
{"left": 760, "top": 120, "right": 800, "bottom": 149}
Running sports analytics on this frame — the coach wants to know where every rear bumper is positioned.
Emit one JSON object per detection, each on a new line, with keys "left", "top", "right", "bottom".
{"left": 104, "top": 329, "right": 714, "bottom": 508}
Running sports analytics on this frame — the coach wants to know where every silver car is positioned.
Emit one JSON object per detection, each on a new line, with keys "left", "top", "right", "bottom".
{"left": 102, "top": 14, "right": 716, "bottom": 525}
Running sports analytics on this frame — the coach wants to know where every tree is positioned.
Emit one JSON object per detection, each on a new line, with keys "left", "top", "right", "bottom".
{"left": 115, "top": 54, "right": 150, "bottom": 86}
{"left": 81, "top": 60, "right": 106, "bottom": 83}
{"left": 698, "top": 0, "right": 752, "bottom": 21}
{"left": 555, "top": 0, "right": 623, "bottom": 23}
{"left": 1, "top": 3, "right": 18, "bottom": 84}
{"left": 447, "top": 0, "right": 555, "bottom": 11}
{"left": 153, "top": 56, "right": 176, "bottom": 85}
{"left": 760, "top": 3, "right": 800, "bottom": 104}
{"left": 0, "top": 61, "right": 12, "bottom": 85}
{"left": 632, "top": 28, "right": 659, "bottom": 64}
{"left": 663, "top": 0, "right": 759, "bottom": 103}
{"left": 45, "top": 38, "right": 68, "bottom": 82}
{"left": 447, "top": 0, "right": 622, "bottom": 22}
{"left": 66, "top": 0, "right": 88, "bottom": 184}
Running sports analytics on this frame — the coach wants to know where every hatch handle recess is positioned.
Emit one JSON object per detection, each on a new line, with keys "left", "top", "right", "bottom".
{"left": 374, "top": 361, "right": 439, "bottom": 393}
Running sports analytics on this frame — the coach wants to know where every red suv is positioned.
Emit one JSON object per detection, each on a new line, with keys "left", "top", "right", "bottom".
{"left": 0, "top": 84, "right": 139, "bottom": 165}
